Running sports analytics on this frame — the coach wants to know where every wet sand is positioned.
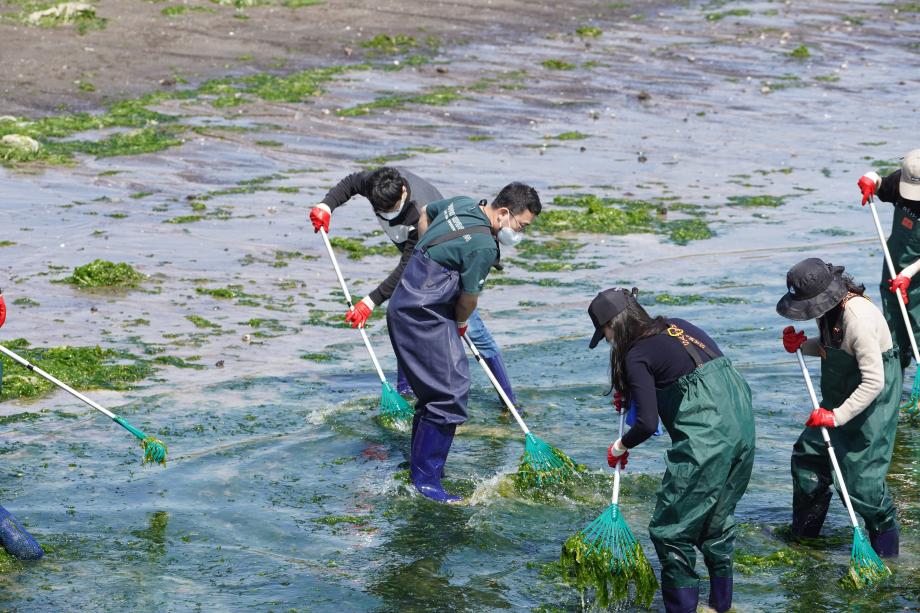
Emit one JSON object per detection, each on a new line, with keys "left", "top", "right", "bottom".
{"left": 0, "top": 0, "right": 655, "bottom": 117}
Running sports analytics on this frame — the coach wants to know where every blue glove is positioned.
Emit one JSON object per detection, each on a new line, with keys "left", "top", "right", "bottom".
{"left": 624, "top": 399, "right": 664, "bottom": 436}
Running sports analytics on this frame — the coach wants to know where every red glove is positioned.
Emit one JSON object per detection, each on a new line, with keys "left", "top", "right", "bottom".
{"left": 309, "top": 205, "right": 331, "bottom": 233}
{"left": 457, "top": 320, "right": 468, "bottom": 337}
{"left": 782, "top": 326, "right": 807, "bottom": 353}
{"left": 613, "top": 391, "right": 624, "bottom": 413}
{"left": 0, "top": 291, "right": 6, "bottom": 328}
{"left": 805, "top": 407, "right": 836, "bottom": 428}
{"left": 607, "top": 441, "right": 629, "bottom": 469}
{"left": 857, "top": 172, "right": 880, "bottom": 206}
{"left": 889, "top": 275, "right": 910, "bottom": 305}
{"left": 344, "top": 297, "right": 374, "bottom": 328}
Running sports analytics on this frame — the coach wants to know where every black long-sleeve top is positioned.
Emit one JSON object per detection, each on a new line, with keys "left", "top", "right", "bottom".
{"left": 621, "top": 318, "right": 723, "bottom": 449}
{"left": 320, "top": 168, "right": 443, "bottom": 305}
{"left": 877, "top": 169, "right": 920, "bottom": 217}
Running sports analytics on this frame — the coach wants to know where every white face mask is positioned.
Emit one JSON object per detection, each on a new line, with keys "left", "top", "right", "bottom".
{"left": 377, "top": 202, "right": 403, "bottom": 220}
{"left": 497, "top": 212, "right": 523, "bottom": 246}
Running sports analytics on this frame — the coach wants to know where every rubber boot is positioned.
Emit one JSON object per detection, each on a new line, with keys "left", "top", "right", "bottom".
{"left": 410, "top": 420, "right": 461, "bottom": 503}
{"left": 661, "top": 586, "right": 699, "bottom": 613}
{"left": 708, "top": 576, "right": 732, "bottom": 613}
{"left": 791, "top": 489, "right": 831, "bottom": 538}
{"left": 870, "top": 526, "right": 899, "bottom": 557}
{"left": 0, "top": 505, "right": 44, "bottom": 560}
{"left": 483, "top": 354, "right": 516, "bottom": 406}
{"left": 396, "top": 365, "right": 414, "bottom": 398}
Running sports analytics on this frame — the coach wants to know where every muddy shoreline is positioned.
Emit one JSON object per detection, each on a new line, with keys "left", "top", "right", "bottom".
{"left": 0, "top": 0, "right": 665, "bottom": 117}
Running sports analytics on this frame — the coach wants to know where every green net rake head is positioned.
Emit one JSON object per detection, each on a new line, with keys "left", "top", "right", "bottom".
{"left": 840, "top": 526, "right": 890, "bottom": 590}
{"left": 899, "top": 375, "right": 920, "bottom": 421}
{"left": 141, "top": 436, "right": 168, "bottom": 466}
{"left": 517, "top": 432, "right": 577, "bottom": 487}
{"left": 379, "top": 381, "right": 414, "bottom": 418}
{"left": 560, "top": 503, "right": 658, "bottom": 608}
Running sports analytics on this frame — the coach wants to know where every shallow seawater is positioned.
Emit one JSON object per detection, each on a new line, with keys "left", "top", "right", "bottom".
{"left": 1, "top": 0, "right": 919, "bottom": 610}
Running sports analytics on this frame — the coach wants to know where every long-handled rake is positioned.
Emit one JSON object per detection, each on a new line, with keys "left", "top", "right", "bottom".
{"left": 461, "top": 333, "right": 576, "bottom": 488}
{"left": 317, "top": 228, "right": 413, "bottom": 426}
{"left": 866, "top": 199, "right": 920, "bottom": 420}
{"left": 795, "top": 349, "right": 890, "bottom": 589}
{"left": 560, "top": 403, "right": 657, "bottom": 608}
{"left": 0, "top": 343, "right": 167, "bottom": 465}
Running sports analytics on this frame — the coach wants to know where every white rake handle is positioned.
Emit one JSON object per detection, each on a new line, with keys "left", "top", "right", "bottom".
{"left": 612, "top": 405, "right": 626, "bottom": 505}
{"left": 867, "top": 200, "right": 920, "bottom": 364}
{"left": 318, "top": 228, "right": 386, "bottom": 383}
{"left": 0, "top": 343, "right": 116, "bottom": 420}
{"left": 463, "top": 334, "right": 530, "bottom": 435}
{"left": 795, "top": 349, "right": 860, "bottom": 529}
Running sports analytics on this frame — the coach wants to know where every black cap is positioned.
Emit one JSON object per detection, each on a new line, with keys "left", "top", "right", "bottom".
{"left": 588, "top": 287, "right": 638, "bottom": 349}
{"left": 776, "top": 258, "right": 848, "bottom": 321}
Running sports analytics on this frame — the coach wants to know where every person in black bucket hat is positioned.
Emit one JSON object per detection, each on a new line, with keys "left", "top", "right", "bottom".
{"left": 777, "top": 257, "right": 901, "bottom": 558}
{"left": 587, "top": 287, "right": 755, "bottom": 613}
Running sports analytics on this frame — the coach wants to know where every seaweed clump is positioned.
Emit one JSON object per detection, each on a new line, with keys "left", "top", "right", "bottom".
{"left": 61, "top": 260, "right": 145, "bottom": 288}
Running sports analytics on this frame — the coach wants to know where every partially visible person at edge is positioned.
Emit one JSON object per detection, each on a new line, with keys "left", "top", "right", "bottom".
{"left": 0, "top": 291, "right": 44, "bottom": 562}
{"left": 587, "top": 288, "right": 755, "bottom": 613}
{"left": 857, "top": 149, "right": 920, "bottom": 370}
{"left": 308, "top": 167, "right": 519, "bottom": 404}
{"left": 386, "top": 183, "right": 541, "bottom": 503}
{"left": 779, "top": 258, "right": 900, "bottom": 557}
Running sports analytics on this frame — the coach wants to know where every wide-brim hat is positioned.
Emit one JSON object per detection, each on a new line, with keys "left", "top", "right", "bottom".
{"left": 776, "top": 258, "right": 848, "bottom": 320}
{"left": 588, "top": 287, "right": 638, "bottom": 348}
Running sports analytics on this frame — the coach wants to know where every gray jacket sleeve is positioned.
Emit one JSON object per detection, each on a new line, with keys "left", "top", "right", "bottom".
{"left": 320, "top": 171, "right": 375, "bottom": 211}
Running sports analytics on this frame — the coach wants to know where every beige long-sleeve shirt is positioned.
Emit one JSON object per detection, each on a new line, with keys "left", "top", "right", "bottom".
{"left": 801, "top": 296, "right": 894, "bottom": 426}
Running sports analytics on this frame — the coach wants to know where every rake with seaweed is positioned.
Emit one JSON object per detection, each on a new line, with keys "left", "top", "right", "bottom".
{"left": 461, "top": 334, "right": 577, "bottom": 488}
{"left": 795, "top": 349, "right": 890, "bottom": 589}
{"left": 0, "top": 291, "right": 166, "bottom": 465}
{"left": 865, "top": 198, "right": 920, "bottom": 421}
{"left": 317, "top": 229, "right": 413, "bottom": 427}
{"left": 560, "top": 401, "right": 657, "bottom": 608}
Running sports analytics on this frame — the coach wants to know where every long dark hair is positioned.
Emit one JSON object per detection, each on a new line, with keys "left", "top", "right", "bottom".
{"left": 818, "top": 272, "right": 866, "bottom": 346}
{"left": 607, "top": 300, "right": 670, "bottom": 397}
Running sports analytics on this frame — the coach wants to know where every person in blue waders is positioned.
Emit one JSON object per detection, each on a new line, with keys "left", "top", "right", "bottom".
{"left": 386, "top": 183, "right": 541, "bottom": 503}
{"left": 587, "top": 287, "right": 755, "bottom": 613}
{"left": 308, "top": 167, "right": 519, "bottom": 404}
{"left": 778, "top": 258, "right": 900, "bottom": 556}
{"left": 0, "top": 291, "right": 44, "bottom": 562}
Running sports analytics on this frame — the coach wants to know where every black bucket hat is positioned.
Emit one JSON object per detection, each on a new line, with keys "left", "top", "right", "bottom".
{"left": 588, "top": 287, "right": 638, "bottom": 349}
{"left": 776, "top": 258, "right": 848, "bottom": 321}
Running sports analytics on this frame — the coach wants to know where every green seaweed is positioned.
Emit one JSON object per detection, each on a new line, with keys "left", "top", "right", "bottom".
{"left": 665, "top": 219, "right": 714, "bottom": 245}
{"left": 360, "top": 34, "right": 418, "bottom": 55}
{"left": 186, "top": 315, "right": 221, "bottom": 329}
{"left": 533, "top": 194, "right": 656, "bottom": 235}
{"left": 726, "top": 194, "right": 787, "bottom": 208}
{"left": 788, "top": 45, "right": 810, "bottom": 59}
{"left": 337, "top": 86, "right": 464, "bottom": 117}
{"left": 0, "top": 241, "right": 15, "bottom": 247}
{"left": 560, "top": 527, "right": 657, "bottom": 609}
{"left": 575, "top": 26, "right": 603, "bottom": 37}
{"left": 0, "top": 339, "right": 153, "bottom": 401}
{"left": 541, "top": 59, "right": 576, "bottom": 70}
{"left": 312, "top": 515, "right": 368, "bottom": 526}
{"left": 705, "top": 9, "right": 752, "bottom": 20}
{"left": 61, "top": 260, "right": 144, "bottom": 288}
{"left": 328, "top": 237, "right": 399, "bottom": 259}
{"left": 550, "top": 131, "right": 589, "bottom": 140}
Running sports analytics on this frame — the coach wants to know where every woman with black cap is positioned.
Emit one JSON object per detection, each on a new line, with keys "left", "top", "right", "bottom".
{"left": 587, "top": 288, "right": 755, "bottom": 613}
{"left": 778, "top": 257, "right": 900, "bottom": 557}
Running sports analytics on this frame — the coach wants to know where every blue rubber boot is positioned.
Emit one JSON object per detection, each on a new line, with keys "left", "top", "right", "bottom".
{"left": 483, "top": 354, "right": 516, "bottom": 406}
{"left": 395, "top": 364, "right": 414, "bottom": 397}
{"left": 661, "top": 586, "right": 699, "bottom": 613}
{"left": 870, "top": 526, "right": 899, "bottom": 557}
{"left": 0, "top": 505, "right": 44, "bottom": 560}
{"left": 708, "top": 576, "right": 732, "bottom": 612}
{"left": 410, "top": 420, "right": 461, "bottom": 503}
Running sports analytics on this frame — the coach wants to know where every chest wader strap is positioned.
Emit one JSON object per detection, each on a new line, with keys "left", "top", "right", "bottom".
{"left": 422, "top": 224, "right": 492, "bottom": 248}
{"left": 422, "top": 225, "right": 501, "bottom": 269}
{"left": 664, "top": 323, "right": 718, "bottom": 368}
